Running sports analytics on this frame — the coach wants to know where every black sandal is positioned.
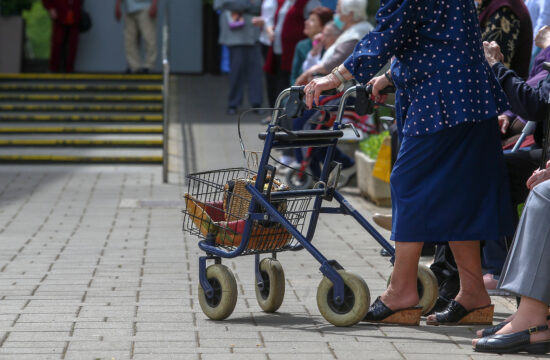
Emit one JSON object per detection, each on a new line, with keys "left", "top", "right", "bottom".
{"left": 426, "top": 300, "right": 493, "bottom": 326}
{"left": 479, "top": 320, "right": 509, "bottom": 337}
{"left": 474, "top": 324, "right": 550, "bottom": 354}
{"left": 478, "top": 315, "right": 550, "bottom": 338}
{"left": 362, "top": 297, "right": 422, "bottom": 326}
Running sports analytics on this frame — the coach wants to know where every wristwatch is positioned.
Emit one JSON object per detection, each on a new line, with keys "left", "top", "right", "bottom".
{"left": 331, "top": 67, "right": 346, "bottom": 92}
{"left": 384, "top": 70, "right": 394, "bottom": 84}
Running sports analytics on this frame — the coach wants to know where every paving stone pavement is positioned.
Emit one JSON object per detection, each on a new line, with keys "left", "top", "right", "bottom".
{"left": 0, "top": 75, "right": 544, "bottom": 360}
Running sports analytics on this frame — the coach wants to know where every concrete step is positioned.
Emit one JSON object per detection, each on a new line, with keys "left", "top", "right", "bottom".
{"left": 0, "top": 73, "right": 162, "bottom": 81}
{"left": 0, "top": 83, "right": 162, "bottom": 92}
{"left": 0, "top": 93, "right": 162, "bottom": 102}
{"left": 0, "top": 103, "right": 163, "bottom": 112}
{"left": 0, "top": 123, "right": 163, "bottom": 134}
{"left": 0, "top": 126, "right": 162, "bottom": 134}
{"left": 0, "top": 113, "right": 162, "bottom": 122}
{"left": 0, "top": 148, "right": 162, "bottom": 163}
{"left": 0, "top": 134, "right": 163, "bottom": 147}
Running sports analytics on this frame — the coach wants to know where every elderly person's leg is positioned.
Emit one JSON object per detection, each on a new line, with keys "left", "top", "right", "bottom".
{"left": 363, "top": 241, "right": 423, "bottom": 324}
{"left": 473, "top": 181, "right": 550, "bottom": 353}
{"left": 498, "top": 181, "right": 550, "bottom": 304}
{"left": 426, "top": 240, "right": 493, "bottom": 325}
{"left": 380, "top": 241, "right": 422, "bottom": 309}
{"left": 449, "top": 241, "right": 490, "bottom": 310}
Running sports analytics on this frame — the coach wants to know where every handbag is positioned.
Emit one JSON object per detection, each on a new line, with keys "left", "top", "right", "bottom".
{"left": 79, "top": 10, "right": 92, "bottom": 32}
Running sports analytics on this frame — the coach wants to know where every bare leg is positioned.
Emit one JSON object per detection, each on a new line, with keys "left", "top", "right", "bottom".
{"left": 426, "top": 241, "right": 490, "bottom": 323}
{"left": 380, "top": 241, "right": 422, "bottom": 310}
{"left": 473, "top": 296, "right": 550, "bottom": 346}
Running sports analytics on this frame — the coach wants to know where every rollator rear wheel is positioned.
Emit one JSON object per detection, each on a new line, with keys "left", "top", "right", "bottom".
{"left": 255, "top": 258, "right": 285, "bottom": 312}
{"left": 317, "top": 270, "right": 370, "bottom": 327}
{"left": 198, "top": 264, "right": 238, "bottom": 320}
{"left": 285, "top": 168, "right": 314, "bottom": 189}
{"left": 387, "top": 264, "right": 438, "bottom": 315}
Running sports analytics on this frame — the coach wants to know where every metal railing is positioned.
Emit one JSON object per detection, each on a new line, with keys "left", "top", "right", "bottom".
{"left": 162, "top": 2, "right": 170, "bottom": 183}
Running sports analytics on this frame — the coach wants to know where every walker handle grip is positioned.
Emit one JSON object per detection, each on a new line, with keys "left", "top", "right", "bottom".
{"left": 285, "top": 86, "right": 339, "bottom": 118}
{"left": 355, "top": 85, "right": 396, "bottom": 115}
{"left": 365, "top": 84, "right": 396, "bottom": 95}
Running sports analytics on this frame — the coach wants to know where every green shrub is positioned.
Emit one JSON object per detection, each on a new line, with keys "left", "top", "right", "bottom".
{"left": 359, "top": 131, "right": 389, "bottom": 159}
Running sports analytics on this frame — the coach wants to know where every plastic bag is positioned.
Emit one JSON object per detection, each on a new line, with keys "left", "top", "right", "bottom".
{"left": 372, "top": 136, "right": 391, "bottom": 183}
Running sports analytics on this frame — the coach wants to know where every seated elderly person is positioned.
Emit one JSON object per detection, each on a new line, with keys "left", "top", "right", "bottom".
{"left": 298, "top": 21, "right": 342, "bottom": 84}
{"left": 499, "top": 25, "right": 550, "bottom": 147}
{"left": 472, "top": 160, "right": 550, "bottom": 354}
{"left": 294, "top": 0, "right": 373, "bottom": 86}
{"left": 485, "top": 39, "right": 550, "bottom": 213}
{"left": 290, "top": 6, "right": 334, "bottom": 86}
{"left": 471, "top": 40, "right": 550, "bottom": 355}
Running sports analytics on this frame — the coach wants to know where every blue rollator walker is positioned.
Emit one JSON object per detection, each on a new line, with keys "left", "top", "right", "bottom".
{"left": 183, "top": 85, "right": 439, "bottom": 327}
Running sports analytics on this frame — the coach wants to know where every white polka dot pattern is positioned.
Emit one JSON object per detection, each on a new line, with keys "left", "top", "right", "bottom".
{"left": 342, "top": 0, "right": 509, "bottom": 136}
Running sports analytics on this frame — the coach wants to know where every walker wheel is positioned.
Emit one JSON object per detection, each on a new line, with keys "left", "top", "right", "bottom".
{"left": 285, "top": 168, "right": 314, "bottom": 189}
{"left": 198, "top": 264, "right": 238, "bottom": 320}
{"left": 255, "top": 258, "right": 285, "bottom": 312}
{"left": 387, "top": 264, "right": 438, "bottom": 315}
{"left": 317, "top": 270, "right": 370, "bottom": 327}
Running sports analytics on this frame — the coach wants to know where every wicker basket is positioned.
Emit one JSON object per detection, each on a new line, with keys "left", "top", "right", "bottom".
{"left": 223, "top": 176, "right": 289, "bottom": 222}
{"left": 184, "top": 193, "right": 292, "bottom": 250}
{"left": 182, "top": 168, "right": 312, "bottom": 254}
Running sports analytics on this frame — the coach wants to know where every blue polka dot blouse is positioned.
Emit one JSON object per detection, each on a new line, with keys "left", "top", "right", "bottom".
{"left": 343, "top": 0, "right": 510, "bottom": 136}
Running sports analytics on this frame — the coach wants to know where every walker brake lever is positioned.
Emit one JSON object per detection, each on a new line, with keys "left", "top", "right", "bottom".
{"left": 274, "top": 126, "right": 298, "bottom": 138}
{"left": 342, "top": 123, "right": 360, "bottom": 138}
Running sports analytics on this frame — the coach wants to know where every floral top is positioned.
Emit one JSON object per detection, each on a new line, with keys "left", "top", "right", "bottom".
{"left": 478, "top": 1, "right": 521, "bottom": 69}
{"left": 343, "top": 0, "right": 509, "bottom": 137}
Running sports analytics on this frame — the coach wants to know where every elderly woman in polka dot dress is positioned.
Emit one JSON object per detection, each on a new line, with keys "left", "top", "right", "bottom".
{"left": 304, "top": 0, "right": 515, "bottom": 326}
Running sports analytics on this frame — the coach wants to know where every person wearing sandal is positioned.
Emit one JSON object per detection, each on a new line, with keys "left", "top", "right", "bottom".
{"left": 472, "top": 164, "right": 550, "bottom": 354}
{"left": 303, "top": 0, "right": 514, "bottom": 326}
{"left": 469, "top": 40, "right": 550, "bottom": 355}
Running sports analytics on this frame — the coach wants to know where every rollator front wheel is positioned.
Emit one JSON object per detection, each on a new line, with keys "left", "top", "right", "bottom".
{"left": 317, "top": 270, "right": 370, "bottom": 327}
{"left": 198, "top": 264, "right": 238, "bottom": 320}
{"left": 387, "top": 264, "right": 438, "bottom": 315}
{"left": 255, "top": 258, "right": 285, "bottom": 312}
{"left": 285, "top": 168, "right": 314, "bottom": 189}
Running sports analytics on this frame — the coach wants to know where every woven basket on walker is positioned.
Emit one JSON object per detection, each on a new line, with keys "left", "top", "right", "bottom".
{"left": 223, "top": 176, "right": 288, "bottom": 222}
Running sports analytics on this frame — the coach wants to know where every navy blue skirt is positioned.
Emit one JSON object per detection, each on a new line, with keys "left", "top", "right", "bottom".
{"left": 390, "top": 118, "right": 514, "bottom": 243}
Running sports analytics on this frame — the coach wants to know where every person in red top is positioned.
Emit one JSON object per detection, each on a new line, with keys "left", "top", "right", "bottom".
{"left": 42, "top": 0, "right": 83, "bottom": 73}
{"left": 264, "top": 0, "right": 321, "bottom": 107}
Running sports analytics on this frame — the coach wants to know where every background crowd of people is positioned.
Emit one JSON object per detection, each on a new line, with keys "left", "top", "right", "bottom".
{"left": 41, "top": 0, "right": 158, "bottom": 73}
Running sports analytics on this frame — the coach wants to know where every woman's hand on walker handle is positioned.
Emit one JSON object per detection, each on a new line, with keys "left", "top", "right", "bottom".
{"left": 304, "top": 74, "right": 340, "bottom": 109}
{"left": 304, "top": 64, "right": 353, "bottom": 109}
{"left": 367, "top": 74, "right": 392, "bottom": 104}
